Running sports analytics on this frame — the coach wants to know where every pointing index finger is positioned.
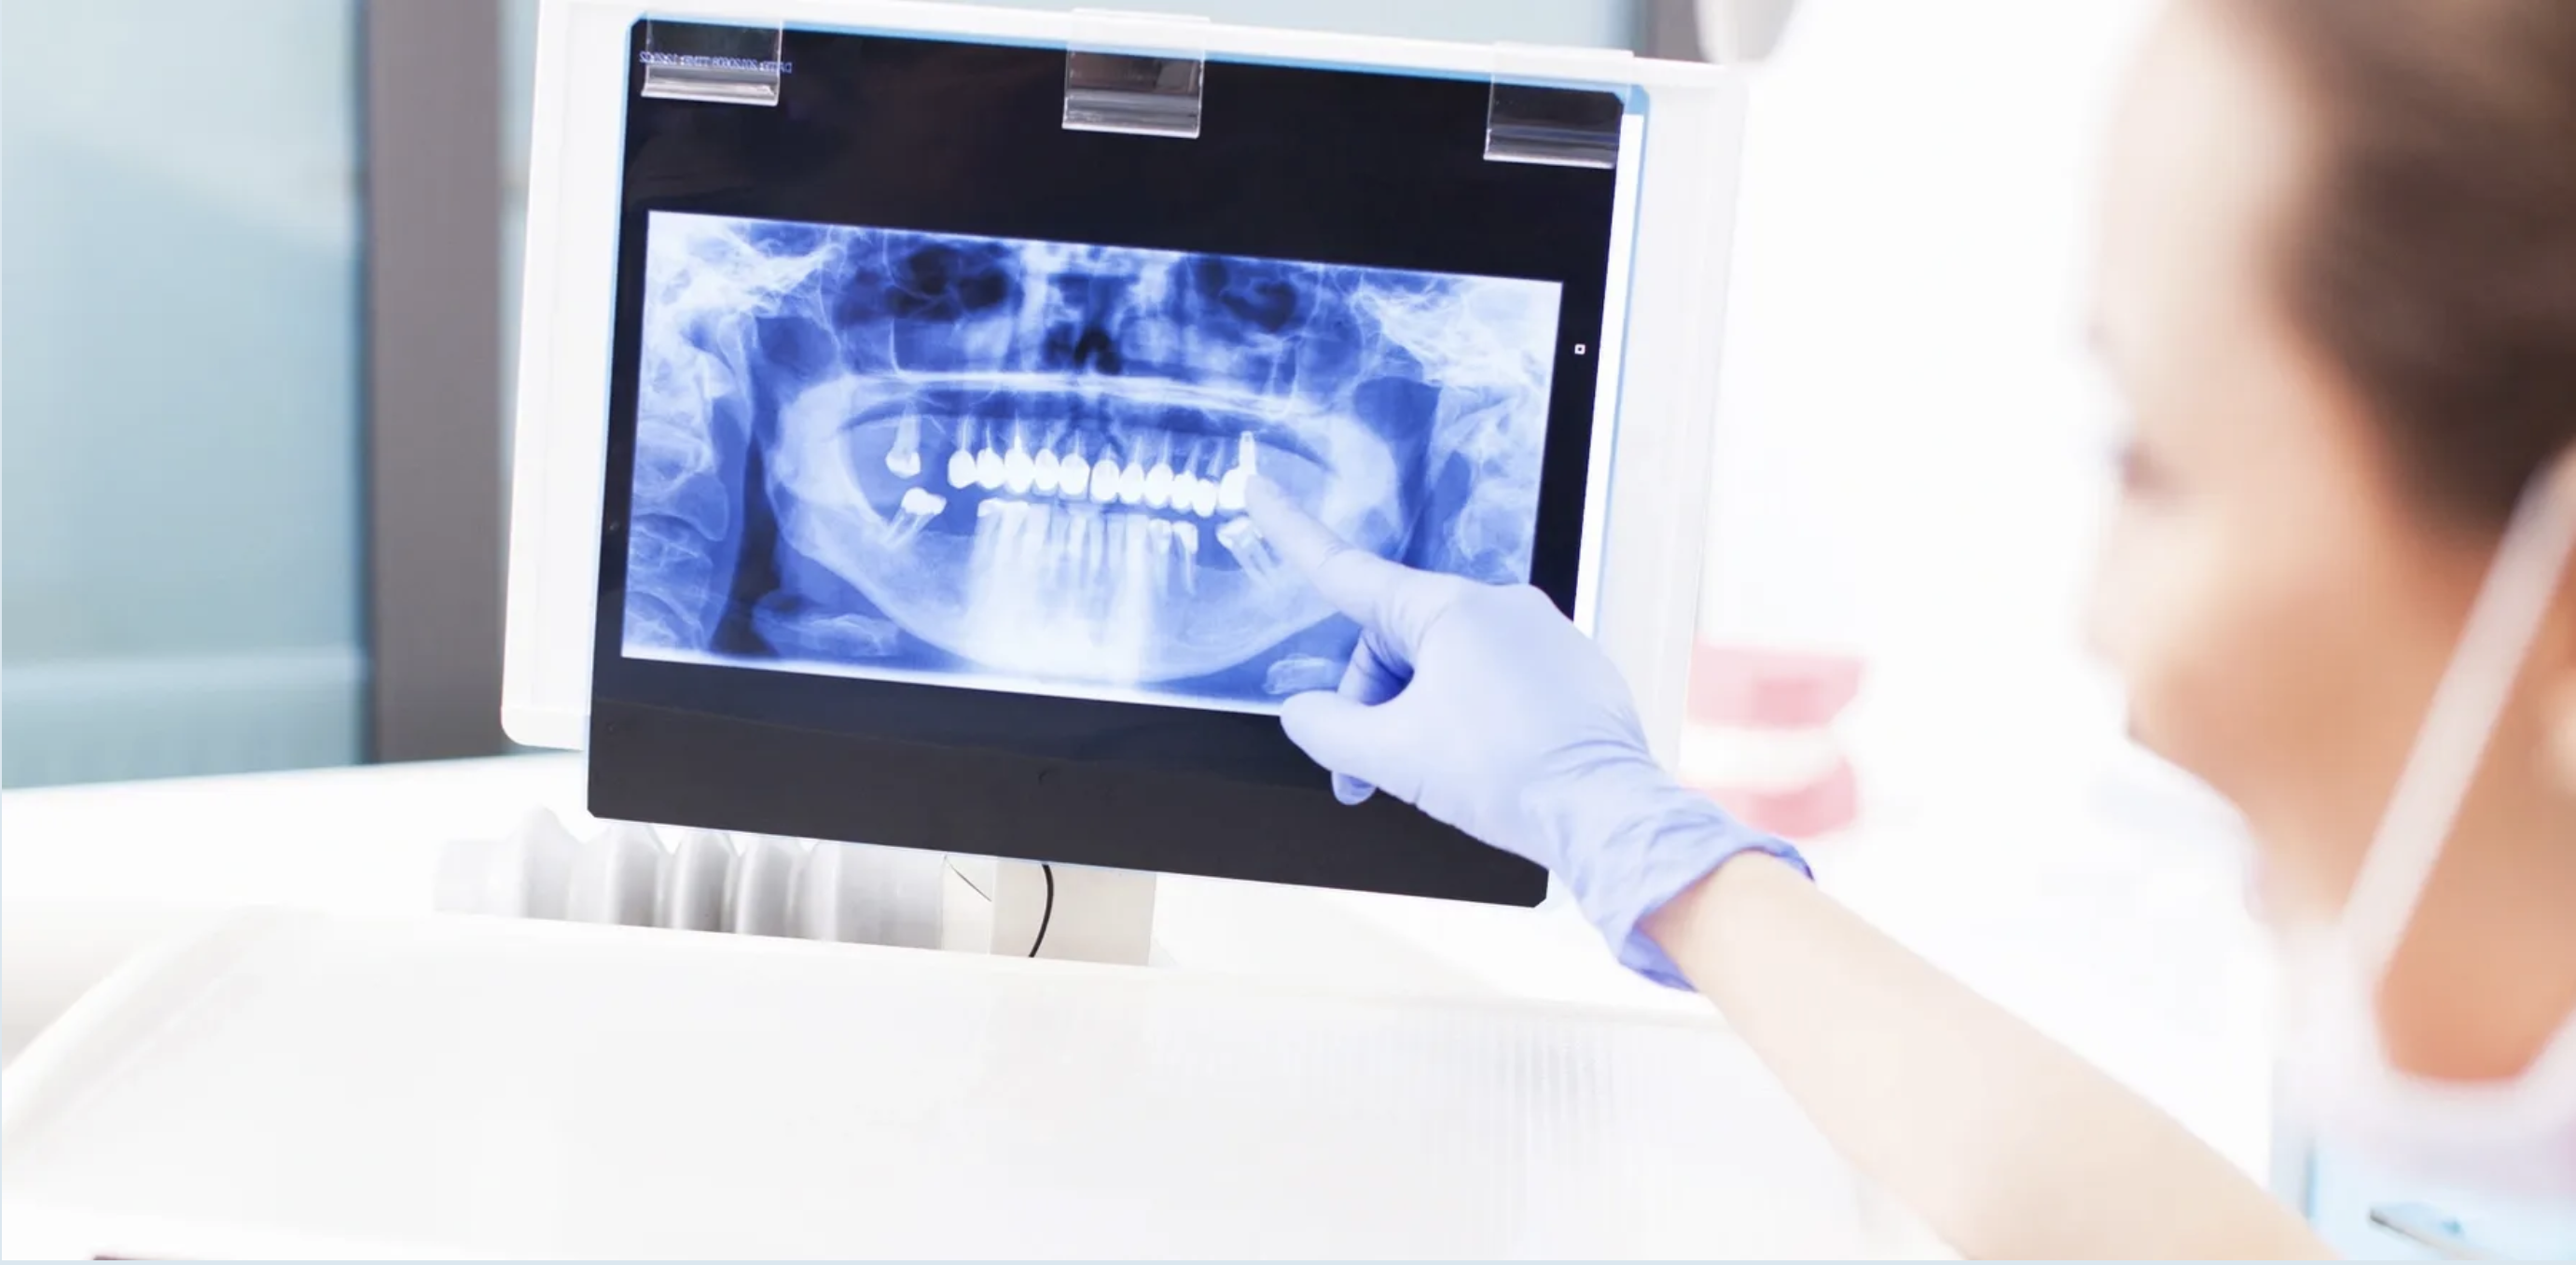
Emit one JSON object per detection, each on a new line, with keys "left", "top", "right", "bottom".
{"left": 1244, "top": 476, "right": 1457, "bottom": 654}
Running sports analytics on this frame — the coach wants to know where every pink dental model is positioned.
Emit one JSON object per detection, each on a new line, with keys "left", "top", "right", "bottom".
{"left": 1677, "top": 643, "right": 1863, "bottom": 841}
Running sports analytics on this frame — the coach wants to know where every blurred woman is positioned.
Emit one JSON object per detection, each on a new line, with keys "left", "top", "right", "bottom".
{"left": 1247, "top": 0, "right": 2576, "bottom": 1253}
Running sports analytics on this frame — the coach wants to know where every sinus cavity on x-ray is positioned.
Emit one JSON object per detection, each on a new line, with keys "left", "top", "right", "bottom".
{"left": 624, "top": 211, "right": 1565, "bottom": 712}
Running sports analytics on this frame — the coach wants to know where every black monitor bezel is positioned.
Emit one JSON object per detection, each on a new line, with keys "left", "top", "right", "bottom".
{"left": 589, "top": 21, "right": 1629, "bottom": 906}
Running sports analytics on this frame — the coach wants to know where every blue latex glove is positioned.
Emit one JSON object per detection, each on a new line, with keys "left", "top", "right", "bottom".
{"left": 1246, "top": 481, "right": 1809, "bottom": 988}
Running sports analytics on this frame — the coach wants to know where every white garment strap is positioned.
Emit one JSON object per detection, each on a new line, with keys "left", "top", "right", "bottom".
{"left": 2343, "top": 459, "right": 2576, "bottom": 974}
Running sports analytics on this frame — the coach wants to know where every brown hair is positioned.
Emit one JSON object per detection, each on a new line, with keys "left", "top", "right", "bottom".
{"left": 2228, "top": 0, "right": 2576, "bottom": 530}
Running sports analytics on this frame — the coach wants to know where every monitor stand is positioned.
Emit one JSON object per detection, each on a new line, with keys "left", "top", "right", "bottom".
{"left": 939, "top": 855, "right": 1156, "bottom": 967}
{"left": 435, "top": 811, "right": 1158, "bottom": 965}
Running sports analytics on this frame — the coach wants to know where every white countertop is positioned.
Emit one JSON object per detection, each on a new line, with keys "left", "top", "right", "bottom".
{"left": 0, "top": 746, "right": 2276, "bottom": 1254}
{"left": 3, "top": 909, "right": 1883, "bottom": 1259}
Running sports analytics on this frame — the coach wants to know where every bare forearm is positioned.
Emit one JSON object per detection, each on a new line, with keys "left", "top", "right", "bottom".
{"left": 1646, "top": 855, "right": 2326, "bottom": 1259}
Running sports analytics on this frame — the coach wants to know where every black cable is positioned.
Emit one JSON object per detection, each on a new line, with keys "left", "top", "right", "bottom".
{"left": 1028, "top": 863, "right": 1055, "bottom": 957}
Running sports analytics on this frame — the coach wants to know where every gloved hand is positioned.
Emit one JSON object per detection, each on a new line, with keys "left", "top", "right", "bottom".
{"left": 1247, "top": 481, "right": 1809, "bottom": 988}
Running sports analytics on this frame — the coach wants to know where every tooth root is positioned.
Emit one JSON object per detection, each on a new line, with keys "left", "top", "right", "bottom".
{"left": 1173, "top": 520, "right": 1198, "bottom": 591}
{"left": 1216, "top": 515, "right": 1276, "bottom": 580}
{"left": 1217, "top": 465, "right": 1248, "bottom": 512}
{"left": 1240, "top": 432, "right": 1259, "bottom": 478}
{"left": 1003, "top": 447, "right": 1035, "bottom": 495}
{"left": 948, "top": 450, "right": 978, "bottom": 491}
{"left": 976, "top": 449, "right": 1006, "bottom": 491}
{"left": 1032, "top": 450, "right": 1060, "bottom": 496}
{"left": 1147, "top": 519, "right": 1175, "bottom": 591}
{"left": 884, "top": 486, "right": 946, "bottom": 547}
{"left": 1117, "top": 460, "right": 1147, "bottom": 506}
{"left": 1028, "top": 514, "right": 1052, "bottom": 588}
{"left": 1033, "top": 507, "right": 1063, "bottom": 583}
{"left": 1127, "top": 517, "right": 1153, "bottom": 577}
{"left": 1006, "top": 498, "right": 1041, "bottom": 546}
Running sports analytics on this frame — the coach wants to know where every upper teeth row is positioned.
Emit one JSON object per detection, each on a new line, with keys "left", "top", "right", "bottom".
{"left": 920, "top": 432, "right": 1257, "bottom": 517}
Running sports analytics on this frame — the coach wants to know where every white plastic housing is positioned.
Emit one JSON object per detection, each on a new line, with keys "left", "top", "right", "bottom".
{"left": 504, "top": 0, "right": 1748, "bottom": 768}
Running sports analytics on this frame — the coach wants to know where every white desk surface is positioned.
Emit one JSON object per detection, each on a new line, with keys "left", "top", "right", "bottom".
{"left": 0, "top": 749, "right": 2277, "bottom": 1251}
{"left": 4, "top": 909, "right": 1885, "bottom": 1258}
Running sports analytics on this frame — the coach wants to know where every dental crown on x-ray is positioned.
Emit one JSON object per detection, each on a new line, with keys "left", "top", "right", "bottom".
{"left": 625, "top": 211, "right": 1562, "bottom": 708}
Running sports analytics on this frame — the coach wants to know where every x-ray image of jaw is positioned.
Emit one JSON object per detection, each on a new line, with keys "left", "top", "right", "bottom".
{"left": 625, "top": 211, "right": 1564, "bottom": 711}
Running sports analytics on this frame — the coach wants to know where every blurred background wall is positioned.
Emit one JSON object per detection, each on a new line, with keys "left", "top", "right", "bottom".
{"left": 0, "top": 0, "right": 1661, "bottom": 788}
{"left": 3, "top": 1, "right": 368, "bottom": 786}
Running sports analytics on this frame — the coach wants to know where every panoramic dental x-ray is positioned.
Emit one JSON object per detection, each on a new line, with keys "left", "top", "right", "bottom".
{"left": 625, "top": 211, "right": 1564, "bottom": 712}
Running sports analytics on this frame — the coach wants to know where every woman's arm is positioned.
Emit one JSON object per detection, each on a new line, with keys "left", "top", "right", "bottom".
{"left": 1647, "top": 853, "right": 2329, "bottom": 1259}
{"left": 1238, "top": 487, "right": 2329, "bottom": 1258}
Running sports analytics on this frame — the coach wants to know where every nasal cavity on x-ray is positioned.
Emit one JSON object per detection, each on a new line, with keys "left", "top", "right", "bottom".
{"left": 621, "top": 211, "right": 1564, "bottom": 713}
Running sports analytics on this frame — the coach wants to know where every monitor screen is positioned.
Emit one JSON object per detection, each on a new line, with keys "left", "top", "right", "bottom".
{"left": 587, "top": 22, "right": 1629, "bottom": 904}
{"left": 627, "top": 213, "right": 1563, "bottom": 715}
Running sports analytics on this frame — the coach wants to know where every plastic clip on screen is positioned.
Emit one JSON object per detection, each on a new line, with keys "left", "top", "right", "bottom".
{"left": 587, "top": 21, "right": 1633, "bottom": 904}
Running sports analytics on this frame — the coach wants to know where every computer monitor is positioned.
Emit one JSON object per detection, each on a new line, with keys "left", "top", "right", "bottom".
{"left": 504, "top": 0, "right": 1748, "bottom": 907}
